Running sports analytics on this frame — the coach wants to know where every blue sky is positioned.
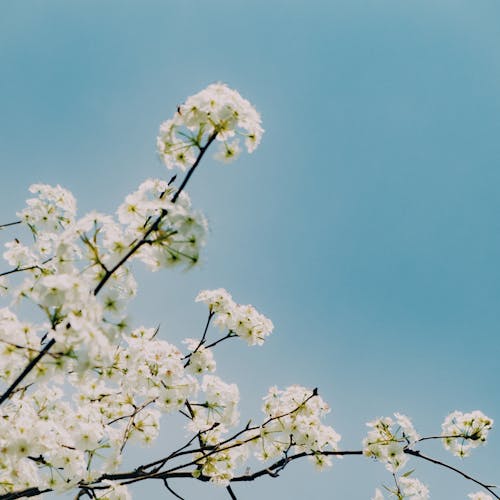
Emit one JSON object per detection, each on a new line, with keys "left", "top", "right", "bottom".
{"left": 1, "top": 1, "right": 499, "bottom": 498}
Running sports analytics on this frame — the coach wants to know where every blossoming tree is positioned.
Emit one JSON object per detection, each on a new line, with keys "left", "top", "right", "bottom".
{"left": 0, "top": 84, "right": 496, "bottom": 500}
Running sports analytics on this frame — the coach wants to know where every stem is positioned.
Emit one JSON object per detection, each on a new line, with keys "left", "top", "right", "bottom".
{"left": 171, "top": 132, "right": 217, "bottom": 204}
{"left": 202, "top": 332, "right": 237, "bottom": 350}
{"left": 93, "top": 132, "right": 217, "bottom": 296}
{"left": 183, "top": 311, "right": 214, "bottom": 366}
{"left": 407, "top": 449, "right": 499, "bottom": 499}
{"left": 0, "top": 220, "right": 22, "bottom": 230}
{"left": 0, "top": 338, "right": 55, "bottom": 406}
{"left": 163, "top": 479, "right": 185, "bottom": 500}
{"left": 0, "top": 257, "right": 53, "bottom": 278}
{"left": 226, "top": 485, "right": 237, "bottom": 499}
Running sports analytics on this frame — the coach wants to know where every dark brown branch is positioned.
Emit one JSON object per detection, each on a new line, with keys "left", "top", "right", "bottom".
{"left": 0, "top": 338, "right": 55, "bottom": 406}
{"left": 203, "top": 332, "right": 238, "bottom": 351}
{"left": 0, "top": 265, "right": 40, "bottom": 278}
{"left": 0, "top": 488, "right": 48, "bottom": 500}
{"left": 0, "top": 257, "right": 53, "bottom": 278}
{"left": 93, "top": 131, "right": 217, "bottom": 296}
{"left": 3, "top": 447, "right": 498, "bottom": 500}
{"left": 0, "top": 221, "right": 22, "bottom": 230}
{"left": 226, "top": 485, "right": 237, "bottom": 499}
{"left": 406, "top": 449, "right": 499, "bottom": 499}
{"left": 171, "top": 132, "right": 217, "bottom": 204}
{"left": 163, "top": 479, "right": 185, "bottom": 499}
{"left": 183, "top": 311, "right": 214, "bottom": 366}
{"left": 0, "top": 133, "right": 218, "bottom": 410}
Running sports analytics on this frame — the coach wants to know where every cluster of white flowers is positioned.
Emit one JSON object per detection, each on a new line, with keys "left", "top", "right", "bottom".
{"left": 363, "top": 413, "right": 419, "bottom": 472}
{"left": 441, "top": 410, "right": 493, "bottom": 457}
{"left": 189, "top": 375, "right": 240, "bottom": 435}
{"left": 0, "top": 308, "right": 46, "bottom": 385}
{"left": 372, "top": 476, "right": 429, "bottom": 500}
{"left": 0, "top": 83, "right": 495, "bottom": 499}
{"left": 189, "top": 384, "right": 341, "bottom": 486}
{"left": 0, "top": 321, "right": 200, "bottom": 495}
{"left": 398, "top": 477, "right": 430, "bottom": 499}
{"left": 260, "top": 385, "right": 341, "bottom": 468}
{"left": 0, "top": 86, "right": 222, "bottom": 497}
{"left": 17, "top": 183, "right": 77, "bottom": 234}
{"left": 183, "top": 337, "right": 216, "bottom": 374}
{"left": 117, "top": 178, "right": 208, "bottom": 270}
{"left": 0, "top": 275, "right": 8, "bottom": 295}
{"left": 157, "top": 83, "right": 263, "bottom": 168}
{"left": 196, "top": 288, "right": 274, "bottom": 345}
{"left": 468, "top": 492, "right": 493, "bottom": 500}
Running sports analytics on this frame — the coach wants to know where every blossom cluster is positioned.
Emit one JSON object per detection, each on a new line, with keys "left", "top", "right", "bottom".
{"left": 190, "top": 384, "right": 341, "bottom": 486}
{"left": 441, "top": 410, "right": 493, "bottom": 457}
{"left": 468, "top": 492, "right": 494, "bottom": 500}
{"left": 17, "top": 183, "right": 77, "bottom": 234}
{"left": 260, "top": 385, "right": 341, "bottom": 468}
{"left": 0, "top": 83, "right": 495, "bottom": 500}
{"left": 372, "top": 476, "right": 429, "bottom": 500}
{"left": 1, "top": 170, "right": 331, "bottom": 496}
{"left": 117, "top": 178, "right": 208, "bottom": 270}
{"left": 157, "top": 83, "right": 263, "bottom": 168}
{"left": 363, "top": 413, "right": 419, "bottom": 472}
{"left": 0, "top": 321, "right": 198, "bottom": 494}
{"left": 196, "top": 288, "right": 274, "bottom": 345}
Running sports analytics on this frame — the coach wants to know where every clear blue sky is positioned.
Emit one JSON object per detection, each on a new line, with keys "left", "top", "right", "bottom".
{"left": 1, "top": 1, "right": 499, "bottom": 498}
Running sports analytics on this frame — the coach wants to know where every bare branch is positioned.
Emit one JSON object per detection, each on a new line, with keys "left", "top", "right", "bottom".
{"left": 0, "top": 221, "right": 22, "bottom": 230}
{"left": 407, "top": 449, "right": 499, "bottom": 499}
{"left": 183, "top": 311, "right": 214, "bottom": 366}
{"left": 226, "top": 485, "right": 237, "bottom": 499}
{"left": 163, "top": 479, "right": 185, "bottom": 500}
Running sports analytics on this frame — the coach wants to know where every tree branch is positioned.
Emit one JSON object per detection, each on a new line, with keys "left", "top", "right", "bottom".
{"left": 0, "top": 220, "right": 22, "bottom": 230}
{"left": 3, "top": 447, "right": 498, "bottom": 500}
{"left": 407, "top": 449, "right": 499, "bottom": 499}
{"left": 183, "top": 311, "right": 214, "bottom": 365}
{"left": 93, "top": 131, "right": 217, "bottom": 296}
{"left": 0, "top": 338, "right": 55, "bottom": 406}
{"left": 0, "top": 133, "right": 218, "bottom": 409}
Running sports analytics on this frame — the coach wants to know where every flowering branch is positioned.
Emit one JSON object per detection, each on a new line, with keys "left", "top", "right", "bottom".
{"left": 0, "top": 131, "right": 218, "bottom": 408}
{"left": 0, "top": 337, "right": 55, "bottom": 406}
{"left": 0, "top": 83, "right": 495, "bottom": 500}
{"left": 93, "top": 131, "right": 217, "bottom": 296}
{"left": 1, "top": 445, "right": 497, "bottom": 500}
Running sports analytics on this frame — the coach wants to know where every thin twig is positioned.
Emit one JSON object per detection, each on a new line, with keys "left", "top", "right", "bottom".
{"left": 93, "top": 132, "right": 217, "bottom": 296}
{"left": 163, "top": 479, "right": 185, "bottom": 500}
{"left": 0, "top": 257, "right": 53, "bottom": 278}
{"left": 0, "top": 220, "right": 22, "bottom": 230}
{"left": 183, "top": 311, "right": 214, "bottom": 366}
{"left": 226, "top": 485, "right": 237, "bottom": 499}
{"left": 0, "top": 338, "right": 55, "bottom": 406}
{"left": 203, "top": 332, "right": 238, "bottom": 351}
{"left": 407, "top": 449, "right": 499, "bottom": 499}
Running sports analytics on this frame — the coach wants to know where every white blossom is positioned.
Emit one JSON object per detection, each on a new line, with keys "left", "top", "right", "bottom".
{"left": 363, "top": 413, "right": 419, "bottom": 472}
{"left": 468, "top": 492, "right": 493, "bottom": 500}
{"left": 196, "top": 288, "right": 274, "bottom": 345}
{"left": 157, "top": 83, "right": 263, "bottom": 171}
{"left": 441, "top": 410, "right": 493, "bottom": 457}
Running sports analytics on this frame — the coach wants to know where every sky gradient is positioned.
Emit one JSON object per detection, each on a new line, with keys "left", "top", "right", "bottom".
{"left": 1, "top": 1, "right": 499, "bottom": 498}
